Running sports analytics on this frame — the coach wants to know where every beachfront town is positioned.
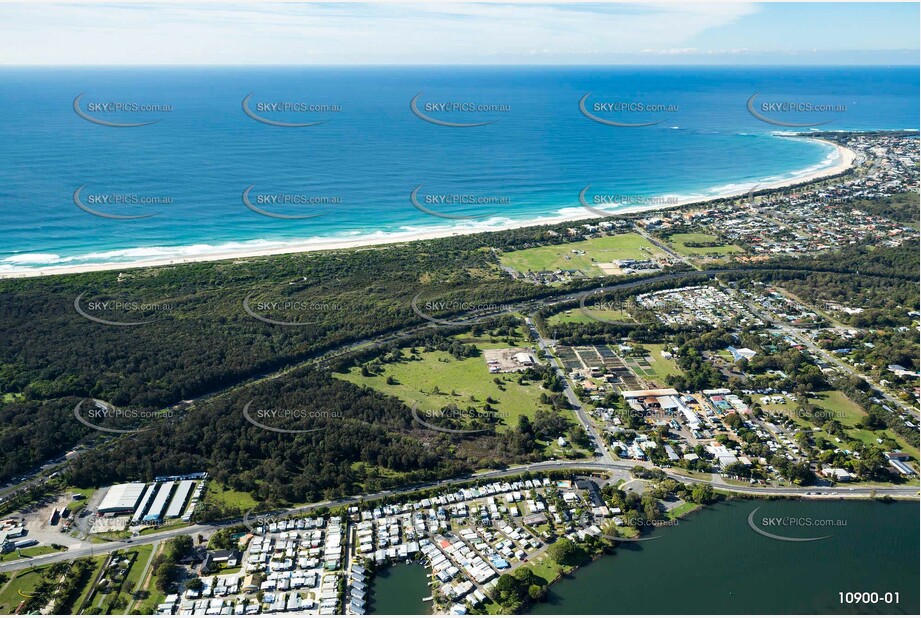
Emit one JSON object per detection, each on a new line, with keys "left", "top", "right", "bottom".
{"left": 637, "top": 133, "right": 918, "bottom": 259}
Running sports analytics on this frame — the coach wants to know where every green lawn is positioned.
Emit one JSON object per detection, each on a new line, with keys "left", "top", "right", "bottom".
{"left": 0, "top": 545, "right": 62, "bottom": 562}
{"left": 627, "top": 343, "right": 682, "bottom": 383}
{"left": 61, "top": 555, "right": 109, "bottom": 614}
{"left": 665, "top": 233, "right": 743, "bottom": 257}
{"left": 453, "top": 327, "right": 529, "bottom": 349}
{"left": 65, "top": 486, "right": 98, "bottom": 513}
{"left": 205, "top": 483, "right": 259, "bottom": 512}
{"left": 114, "top": 544, "right": 155, "bottom": 614}
{"left": 499, "top": 233, "right": 666, "bottom": 276}
{"left": 0, "top": 567, "right": 47, "bottom": 614}
{"left": 809, "top": 391, "right": 868, "bottom": 426}
{"left": 337, "top": 348, "right": 561, "bottom": 432}
{"left": 666, "top": 501, "right": 701, "bottom": 519}
{"left": 138, "top": 520, "right": 189, "bottom": 536}
{"left": 547, "top": 308, "right": 635, "bottom": 326}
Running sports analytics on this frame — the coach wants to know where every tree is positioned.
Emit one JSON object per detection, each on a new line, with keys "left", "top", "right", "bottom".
{"left": 547, "top": 538, "right": 583, "bottom": 567}
{"left": 690, "top": 483, "right": 714, "bottom": 504}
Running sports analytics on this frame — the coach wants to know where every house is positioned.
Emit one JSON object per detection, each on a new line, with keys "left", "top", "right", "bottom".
{"left": 513, "top": 352, "right": 537, "bottom": 367}
{"left": 821, "top": 467, "right": 854, "bottom": 482}
{"left": 208, "top": 549, "right": 242, "bottom": 569}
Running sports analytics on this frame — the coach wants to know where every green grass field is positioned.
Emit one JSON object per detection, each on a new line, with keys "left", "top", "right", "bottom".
{"left": 665, "top": 233, "right": 743, "bottom": 257}
{"left": 546, "top": 308, "right": 635, "bottom": 326}
{"left": 138, "top": 520, "right": 189, "bottom": 536}
{"left": 205, "top": 483, "right": 259, "bottom": 511}
{"left": 113, "top": 544, "right": 155, "bottom": 614}
{"left": 65, "top": 485, "right": 98, "bottom": 513}
{"left": 0, "top": 545, "right": 61, "bottom": 562}
{"left": 620, "top": 343, "right": 682, "bottom": 385}
{"left": 499, "top": 233, "right": 665, "bottom": 276}
{"left": 809, "top": 391, "right": 868, "bottom": 425}
{"left": 0, "top": 567, "right": 47, "bottom": 614}
{"left": 337, "top": 348, "right": 559, "bottom": 432}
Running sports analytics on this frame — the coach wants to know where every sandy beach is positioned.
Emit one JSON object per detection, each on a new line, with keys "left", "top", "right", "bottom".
{"left": 0, "top": 138, "right": 856, "bottom": 280}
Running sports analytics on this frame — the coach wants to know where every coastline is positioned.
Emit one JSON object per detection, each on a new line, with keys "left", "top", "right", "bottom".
{"left": 0, "top": 138, "right": 856, "bottom": 280}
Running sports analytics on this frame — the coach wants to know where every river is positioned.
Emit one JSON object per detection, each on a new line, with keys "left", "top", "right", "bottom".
{"left": 370, "top": 562, "right": 432, "bottom": 615}
{"left": 371, "top": 499, "right": 919, "bottom": 614}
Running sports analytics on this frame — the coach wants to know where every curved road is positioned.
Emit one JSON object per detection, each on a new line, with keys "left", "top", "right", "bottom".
{"left": 3, "top": 456, "right": 915, "bottom": 574}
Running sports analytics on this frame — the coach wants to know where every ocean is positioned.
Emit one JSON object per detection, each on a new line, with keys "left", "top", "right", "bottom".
{"left": 0, "top": 66, "right": 917, "bottom": 273}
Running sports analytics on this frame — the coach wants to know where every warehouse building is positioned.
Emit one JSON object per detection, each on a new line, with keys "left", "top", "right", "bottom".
{"left": 144, "top": 481, "right": 175, "bottom": 522}
{"left": 165, "top": 480, "right": 196, "bottom": 519}
{"left": 131, "top": 484, "right": 158, "bottom": 523}
{"left": 97, "top": 482, "right": 147, "bottom": 515}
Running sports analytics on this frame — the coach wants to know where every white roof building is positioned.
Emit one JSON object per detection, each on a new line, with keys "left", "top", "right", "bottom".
{"left": 97, "top": 482, "right": 146, "bottom": 513}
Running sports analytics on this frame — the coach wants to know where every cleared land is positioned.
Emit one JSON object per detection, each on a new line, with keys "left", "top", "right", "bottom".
{"left": 623, "top": 343, "right": 682, "bottom": 384}
{"left": 337, "top": 348, "right": 558, "bottom": 432}
{"left": 499, "top": 233, "right": 665, "bottom": 276}
{"left": 665, "top": 233, "right": 743, "bottom": 257}
{"left": 546, "top": 308, "right": 635, "bottom": 326}
{"left": 205, "top": 483, "right": 259, "bottom": 512}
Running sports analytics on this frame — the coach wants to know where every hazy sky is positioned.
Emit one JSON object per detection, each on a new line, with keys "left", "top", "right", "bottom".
{"left": 1, "top": 2, "right": 918, "bottom": 65}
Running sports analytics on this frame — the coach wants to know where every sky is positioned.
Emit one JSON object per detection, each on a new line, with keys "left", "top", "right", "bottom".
{"left": 0, "top": 2, "right": 918, "bottom": 65}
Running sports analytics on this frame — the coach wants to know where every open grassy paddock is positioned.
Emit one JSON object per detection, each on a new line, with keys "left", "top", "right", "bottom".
{"left": 499, "top": 233, "right": 666, "bottom": 276}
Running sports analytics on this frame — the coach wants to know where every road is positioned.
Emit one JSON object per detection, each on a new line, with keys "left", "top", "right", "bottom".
{"left": 526, "top": 316, "right": 613, "bottom": 464}
{"left": 632, "top": 223, "right": 697, "bottom": 270}
{"left": 741, "top": 296, "right": 919, "bottom": 421}
{"left": 4, "top": 264, "right": 917, "bottom": 572}
{"left": 3, "top": 456, "right": 915, "bottom": 574}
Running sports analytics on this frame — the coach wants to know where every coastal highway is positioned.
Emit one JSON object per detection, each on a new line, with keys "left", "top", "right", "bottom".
{"left": 3, "top": 456, "right": 916, "bottom": 574}
{"left": 4, "top": 265, "right": 917, "bottom": 571}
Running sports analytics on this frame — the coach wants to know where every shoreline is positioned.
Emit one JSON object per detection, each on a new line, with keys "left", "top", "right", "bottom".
{"left": 0, "top": 137, "right": 856, "bottom": 280}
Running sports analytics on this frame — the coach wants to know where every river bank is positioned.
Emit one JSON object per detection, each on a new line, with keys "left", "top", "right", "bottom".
{"left": 369, "top": 498, "right": 918, "bottom": 615}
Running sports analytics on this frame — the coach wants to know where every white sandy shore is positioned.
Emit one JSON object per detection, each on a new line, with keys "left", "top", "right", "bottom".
{"left": 0, "top": 138, "right": 856, "bottom": 279}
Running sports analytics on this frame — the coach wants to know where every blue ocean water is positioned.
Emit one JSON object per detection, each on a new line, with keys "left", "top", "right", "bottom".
{"left": 0, "top": 66, "right": 917, "bottom": 272}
